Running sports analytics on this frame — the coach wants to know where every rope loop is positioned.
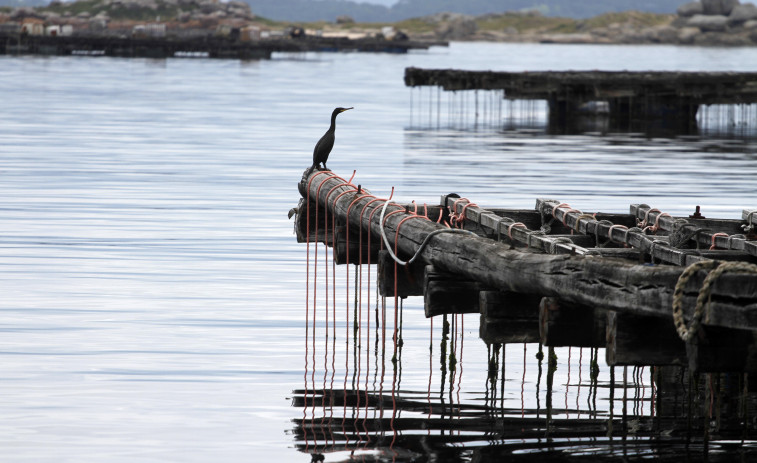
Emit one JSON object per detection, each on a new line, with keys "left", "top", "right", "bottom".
{"left": 649, "top": 212, "right": 671, "bottom": 234}
{"left": 548, "top": 237, "right": 574, "bottom": 254}
{"left": 508, "top": 222, "right": 527, "bottom": 240}
{"left": 709, "top": 232, "right": 729, "bottom": 250}
{"left": 596, "top": 220, "right": 615, "bottom": 247}
{"left": 648, "top": 239, "right": 668, "bottom": 264}
{"left": 639, "top": 208, "right": 660, "bottom": 228}
{"left": 574, "top": 213, "right": 596, "bottom": 233}
{"left": 608, "top": 224, "right": 629, "bottom": 245}
{"left": 673, "top": 260, "right": 757, "bottom": 342}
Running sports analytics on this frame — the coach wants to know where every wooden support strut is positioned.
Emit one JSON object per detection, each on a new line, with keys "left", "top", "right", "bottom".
{"left": 299, "top": 170, "right": 757, "bottom": 332}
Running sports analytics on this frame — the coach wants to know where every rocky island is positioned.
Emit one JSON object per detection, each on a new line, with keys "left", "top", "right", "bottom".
{"left": 1, "top": 0, "right": 756, "bottom": 47}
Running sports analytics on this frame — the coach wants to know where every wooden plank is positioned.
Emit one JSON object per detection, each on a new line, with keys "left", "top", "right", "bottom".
{"left": 302, "top": 171, "right": 757, "bottom": 331}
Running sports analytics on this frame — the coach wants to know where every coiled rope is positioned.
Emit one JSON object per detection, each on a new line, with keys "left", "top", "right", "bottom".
{"left": 379, "top": 196, "right": 474, "bottom": 266}
{"left": 672, "top": 260, "right": 757, "bottom": 342}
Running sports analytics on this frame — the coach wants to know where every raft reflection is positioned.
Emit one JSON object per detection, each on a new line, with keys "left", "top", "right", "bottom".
{"left": 291, "top": 333, "right": 757, "bottom": 461}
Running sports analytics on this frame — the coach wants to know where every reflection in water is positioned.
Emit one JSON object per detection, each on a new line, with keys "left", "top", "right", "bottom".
{"left": 295, "top": 237, "right": 757, "bottom": 461}
{"left": 408, "top": 87, "right": 757, "bottom": 139}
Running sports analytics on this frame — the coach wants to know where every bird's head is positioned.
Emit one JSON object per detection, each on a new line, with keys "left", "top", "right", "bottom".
{"left": 333, "top": 107, "right": 353, "bottom": 116}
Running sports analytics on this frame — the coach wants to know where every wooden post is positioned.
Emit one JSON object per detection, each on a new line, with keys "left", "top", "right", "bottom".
{"left": 479, "top": 290, "right": 540, "bottom": 344}
{"left": 424, "top": 266, "right": 489, "bottom": 317}
{"left": 606, "top": 311, "right": 686, "bottom": 367}
{"left": 333, "top": 226, "right": 380, "bottom": 265}
{"left": 685, "top": 326, "right": 757, "bottom": 373}
{"left": 294, "top": 198, "right": 330, "bottom": 244}
{"left": 539, "top": 297, "right": 606, "bottom": 347}
{"left": 376, "top": 250, "right": 424, "bottom": 298}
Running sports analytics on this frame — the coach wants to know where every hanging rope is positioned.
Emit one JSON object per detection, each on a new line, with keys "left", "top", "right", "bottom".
{"left": 672, "top": 260, "right": 757, "bottom": 342}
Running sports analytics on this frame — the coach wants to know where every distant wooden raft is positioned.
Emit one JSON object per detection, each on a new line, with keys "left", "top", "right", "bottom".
{"left": 296, "top": 169, "right": 757, "bottom": 371}
{"left": 404, "top": 67, "right": 757, "bottom": 124}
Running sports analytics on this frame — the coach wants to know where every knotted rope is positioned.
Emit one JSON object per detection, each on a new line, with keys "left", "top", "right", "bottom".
{"left": 672, "top": 260, "right": 757, "bottom": 342}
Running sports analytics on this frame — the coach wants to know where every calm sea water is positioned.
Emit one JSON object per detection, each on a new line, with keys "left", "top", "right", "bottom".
{"left": 1, "top": 42, "right": 757, "bottom": 462}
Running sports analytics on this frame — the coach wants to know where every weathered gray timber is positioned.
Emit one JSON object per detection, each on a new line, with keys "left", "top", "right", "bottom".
{"left": 424, "top": 266, "right": 489, "bottom": 317}
{"left": 539, "top": 297, "right": 606, "bottom": 348}
{"left": 479, "top": 291, "right": 540, "bottom": 344}
{"left": 298, "top": 170, "right": 757, "bottom": 333}
{"left": 606, "top": 312, "right": 687, "bottom": 367}
{"left": 404, "top": 67, "right": 757, "bottom": 127}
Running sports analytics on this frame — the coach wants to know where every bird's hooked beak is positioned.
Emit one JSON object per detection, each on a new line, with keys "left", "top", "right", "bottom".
{"left": 340, "top": 107, "right": 354, "bottom": 113}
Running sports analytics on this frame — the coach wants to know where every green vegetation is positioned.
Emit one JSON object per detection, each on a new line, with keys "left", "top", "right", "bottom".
{"left": 578, "top": 11, "right": 673, "bottom": 30}
{"left": 476, "top": 12, "right": 576, "bottom": 34}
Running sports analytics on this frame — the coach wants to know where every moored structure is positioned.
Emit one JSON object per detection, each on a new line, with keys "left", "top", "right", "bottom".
{"left": 295, "top": 169, "right": 757, "bottom": 373}
{"left": 404, "top": 67, "right": 757, "bottom": 131}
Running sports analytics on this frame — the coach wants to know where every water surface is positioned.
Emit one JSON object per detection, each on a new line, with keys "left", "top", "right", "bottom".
{"left": 1, "top": 42, "right": 757, "bottom": 461}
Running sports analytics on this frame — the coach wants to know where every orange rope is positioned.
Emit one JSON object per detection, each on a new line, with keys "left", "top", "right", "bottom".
{"left": 710, "top": 232, "right": 729, "bottom": 250}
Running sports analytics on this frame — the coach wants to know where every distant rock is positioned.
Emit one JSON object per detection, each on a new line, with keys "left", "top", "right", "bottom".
{"left": 429, "top": 13, "right": 477, "bottom": 40}
{"left": 728, "top": 3, "right": 757, "bottom": 23}
{"left": 745, "top": 19, "right": 757, "bottom": 29}
{"left": 677, "top": 1, "right": 704, "bottom": 17}
{"left": 701, "top": 0, "right": 740, "bottom": 16}
{"left": 687, "top": 13, "right": 729, "bottom": 31}
{"left": 642, "top": 25, "right": 678, "bottom": 42}
{"left": 677, "top": 26, "right": 701, "bottom": 42}
{"left": 694, "top": 29, "right": 752, "bottom": 44}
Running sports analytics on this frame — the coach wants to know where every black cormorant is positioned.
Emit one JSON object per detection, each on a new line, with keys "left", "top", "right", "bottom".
{"left": 311, "top": 107, "right": 353, "bottom": 172}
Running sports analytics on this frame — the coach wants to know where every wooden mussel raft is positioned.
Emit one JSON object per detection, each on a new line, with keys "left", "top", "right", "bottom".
{"left": 296, "top": 169, "right": 757, "bottom": 373}
{"left": 404, "top": 67, "right": 757, "bottom": 130}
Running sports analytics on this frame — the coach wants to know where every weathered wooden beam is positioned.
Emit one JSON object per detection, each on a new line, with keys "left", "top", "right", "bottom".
{"left": 333, "top": 226, "right": 380, "bottom": 265}
{"left": 479, "top": 290, "right": 540, "bottom": 344}
{"left": 538, "top": 297, "right": 606, "bottom": 348}
{"left": 300, "top": 170, "right": 757, "bottom": 331}
{"left": 424, "top": 266, "right": 490, "bottom": 317}
{"left": 685, "top": 326, "right": 757, "bottom": 373}
{"left": 294, "top": 198, "right": 331, "bottom": 244}
{"left": 606, "top": 312, "right": 686, "bottom": 367}
{"left": 376, "top": 250, "right": 424, "bottom": 298}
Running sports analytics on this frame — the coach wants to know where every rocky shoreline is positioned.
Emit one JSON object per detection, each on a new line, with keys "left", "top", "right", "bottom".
{"left": 408, "top": 1, "right": 757, "bottom": 46}
{"left": 1, "top": 0, "right": 756, "bottom": 46}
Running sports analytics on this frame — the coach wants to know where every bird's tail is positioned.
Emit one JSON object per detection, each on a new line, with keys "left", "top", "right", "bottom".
{"left": 305, "top": 164, "right": 316, "bottom": 178}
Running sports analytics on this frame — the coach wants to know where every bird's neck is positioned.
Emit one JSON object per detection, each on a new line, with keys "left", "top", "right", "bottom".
{"left": 330, "top": 113, "right": 338, "bottom": 130}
